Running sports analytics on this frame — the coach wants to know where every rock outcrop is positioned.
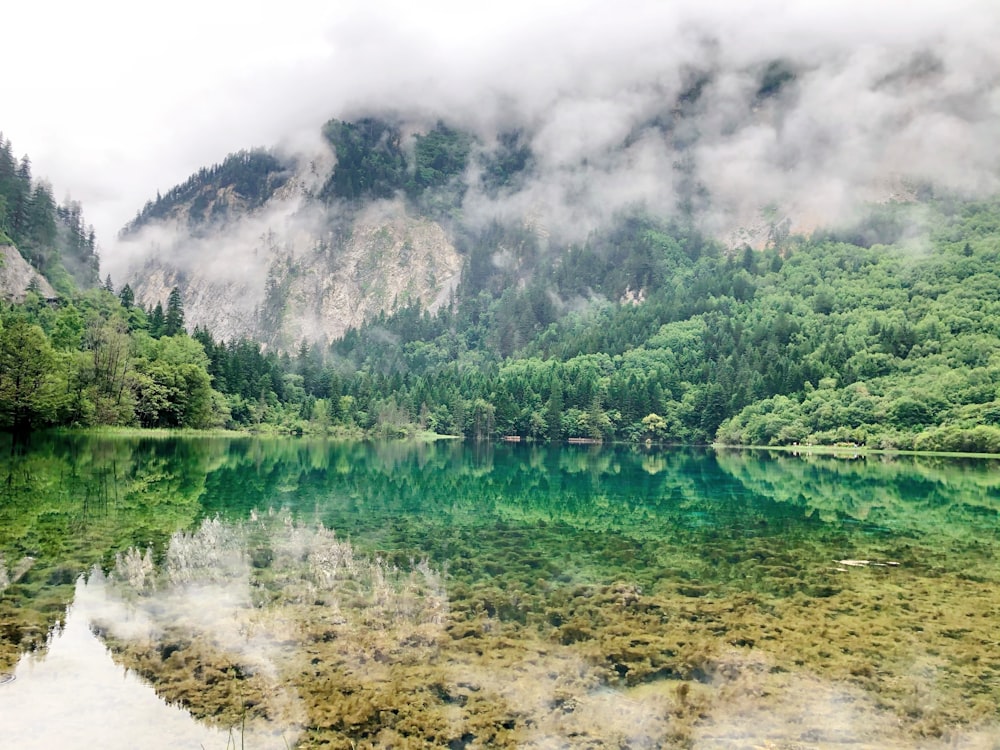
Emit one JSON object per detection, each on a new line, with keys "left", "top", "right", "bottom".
{"left": 119, "top": 162, "right": 462, "bottom": 349}
{"left": 0, "top": 245, "right": 58, "bottom": 302}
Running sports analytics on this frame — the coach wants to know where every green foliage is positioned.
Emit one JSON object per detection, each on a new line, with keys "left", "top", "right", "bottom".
{"left": 312, "top": 200, "right": 1000, "bottom": 449}
{"left": 119, "top": 283, "right": 135, "bottom": 309}
{"left": 7, "top": 171, "right": 1000, "bottom": 450}
{"left": 164, "top": 286, "right": 185, "bottom": 336}
{"left": 0, "top": 286, "right": 227, "bottom": 434}
{"left": 479, "top": 131, "right": 533, "bottom": 197}
{"left": 405, "top": 122, "right": 472, "bottom": 216}
{"left": 0, "top": 317, "right": 67, "bottom": 430}
{"left": 320, "top": 118, "right": 407, "bottom": 202}
{"left": 319, "top": 118, "right": 473, "bottom": 217}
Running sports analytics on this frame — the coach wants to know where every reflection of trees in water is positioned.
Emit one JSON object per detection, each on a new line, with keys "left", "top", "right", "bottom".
{"left": 0, "top": 434, "right": 212, "bottom": 669}
{"left": 715, "top": 448, "right": 1000, "bottom": 549}
{"left": 2, "top": 436, "right": 1000, "bottom": 745}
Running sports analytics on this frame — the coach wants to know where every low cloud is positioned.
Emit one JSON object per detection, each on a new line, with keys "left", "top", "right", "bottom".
{"left": 79, "top": 0, "right": 1000, "bottom": 280}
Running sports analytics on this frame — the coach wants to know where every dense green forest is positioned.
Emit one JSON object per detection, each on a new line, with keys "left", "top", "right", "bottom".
{"left": 320, "top": 198, "right": 1000, "bottom": 452}
{"left": 5, "top": 177, "right": 1000, "bottom": 452}
{"left": 5, "top": 128, "right": 1000, "bottom": 451}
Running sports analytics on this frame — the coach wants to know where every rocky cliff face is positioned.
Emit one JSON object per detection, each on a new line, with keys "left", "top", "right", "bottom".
{"left": 118, "top": 153, "right": 462, "bottom": 349}
{"left": 113, "top": 85, "right": 941, "bottom": 348}
{"left": 0, "top": 245, "right": 58, "bottom": 302}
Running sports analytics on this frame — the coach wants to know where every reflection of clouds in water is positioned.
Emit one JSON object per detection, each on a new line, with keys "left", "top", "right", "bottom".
{"left": 689, "top": 649, "right": 887, "bottom": 748}
{"left": 0, "top": 554, "right": 35, "bottom": 595}
{"left": 3, "top": 576, "right": 228, "bottom": 750}
{"left": 79, "top": 513, "right": 1000, "bottom": 748}
{"left": 95, "top": 512, "right": 450, "bottom": 744}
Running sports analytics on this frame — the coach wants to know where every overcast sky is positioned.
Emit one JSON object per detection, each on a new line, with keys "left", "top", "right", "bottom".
{"left": 3, "top": 0, "right": 999, "bottom": 258}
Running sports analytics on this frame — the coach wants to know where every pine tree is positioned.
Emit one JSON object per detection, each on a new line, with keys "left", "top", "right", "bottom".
{"left": 9, "top": 156, "right": 32, "bottom": 240}
{"left": 164, "top": 286, "right": 185, "bottom": 336}
{"left": 150, "top": 302, "right": 165, "bottom": 338}
{"left": 118, "top": 283, "right": 134, "bottom": 309}
{"left": 24, "top": 182, "right": 58, "bottom": 268}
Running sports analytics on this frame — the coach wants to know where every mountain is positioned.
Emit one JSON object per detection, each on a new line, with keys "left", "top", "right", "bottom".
{"left": 115, "top": 133, "right": 465, "bottom": 349}
{"left": 116, "top": 40, "right": 992, "bottom": 351}
{"left": 83, "top": 47, "right": 1000, "bottom": 451}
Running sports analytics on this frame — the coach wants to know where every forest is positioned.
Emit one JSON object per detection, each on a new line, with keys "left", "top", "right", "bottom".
{"left": 4, "top": 130, "right": 1000, "bottom": 451}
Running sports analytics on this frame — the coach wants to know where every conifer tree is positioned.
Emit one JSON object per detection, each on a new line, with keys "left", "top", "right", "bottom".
{"left": 164, "top": 286, "right": 185, "bottom": 336}
{"left": 118, "top": 283, "right": 134, "bottom": 309}
{"left": 150, "top": 301, "right": 165, "bottom": 338}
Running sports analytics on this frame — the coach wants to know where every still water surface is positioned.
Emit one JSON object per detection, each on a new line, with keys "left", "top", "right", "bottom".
{"left": 1, "top": 435, "right": 998, "bottom": 748}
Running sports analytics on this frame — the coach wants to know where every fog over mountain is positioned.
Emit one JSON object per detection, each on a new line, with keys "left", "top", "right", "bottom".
{"left": 305, "top": 0, "right": 999, "bottom": 239}
{"left": 6, "top": 1, "right": 998, "bottom": 262}
{"left": 107, "top": 1, "right": 998, "bottom": 240}
{"left": 75, "top": 0, "right": 1000, "bottom": 343}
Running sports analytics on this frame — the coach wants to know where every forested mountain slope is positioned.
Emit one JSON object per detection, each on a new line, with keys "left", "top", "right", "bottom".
{"left": 0, "top": 134, "right": 100, "bottom": 296}
{"left": 113, "top": 122, "right": 471, "bottom": 348}
{"left": 318, "top": 198, "right": 1000, "bottom": 451}
{"left": 112, "top": 94, "right": 929, "bottom": 350}
{"left": 8, "top": 189, "right": 1000, "bottom": 453}
{"left": 6, "top": 53, "right": 1000, "bottom": 450}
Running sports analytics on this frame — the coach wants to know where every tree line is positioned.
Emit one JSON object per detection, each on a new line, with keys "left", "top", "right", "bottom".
{"left": 5, "top": 198, "right": 1000, "bottom": 454}
{"left": 5, "top": 125, "right": 1000, "bottom": 449}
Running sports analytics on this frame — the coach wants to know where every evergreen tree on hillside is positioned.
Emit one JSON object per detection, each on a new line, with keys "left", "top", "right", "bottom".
{"left": 0, "top": 135, "right": 100, "bottom": 289}
{"left": 164, "top": 287, "right": 185, "bottom": 336}
{"left": 150, "top": 302, "right": 165, "bottom": 338}
{"left": 118, "top": 284, "right": 134, "bottom": 309}
{"left": 118, "top": 149, "right": 290, "bottom": 236}
{"left": 24, "top": 182, "right": 58, "bottom": 269}
{"left": 319, "top": 118, "right": 406, "bottom": 202}
{"left": 9, "top": 156, "right": 32, "bottom": 238}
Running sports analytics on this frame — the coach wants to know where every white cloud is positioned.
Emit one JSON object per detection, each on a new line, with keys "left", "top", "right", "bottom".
{"left": 2, "top": 0, "right": 999, "bottom": 260}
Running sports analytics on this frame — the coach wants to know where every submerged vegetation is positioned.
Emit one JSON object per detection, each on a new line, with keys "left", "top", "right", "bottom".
{"left": 3, "top": 435, "right": 1000, "bottom": 747}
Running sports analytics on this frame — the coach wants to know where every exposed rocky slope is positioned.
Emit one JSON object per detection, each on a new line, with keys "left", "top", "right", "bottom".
{"left": 117, "top": 142, "right": 462, "bottom": 349}
{"left": 128, "top": 199, "right": 460, "bottom": 348}
{"left": 0, "top": 245, "right": 58, "bottom": 301}
{"left": 113, "top": 35, "right": 992, "bottom": 350}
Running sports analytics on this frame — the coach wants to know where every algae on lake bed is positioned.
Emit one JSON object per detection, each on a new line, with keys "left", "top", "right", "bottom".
{"left": 1, "top": 435, "right": 1000, "bottom": 748}
{"left": 92, "top": 509, "right": 1000, "bottom": 749}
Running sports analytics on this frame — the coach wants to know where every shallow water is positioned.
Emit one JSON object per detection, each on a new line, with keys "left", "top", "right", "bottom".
{"left": 1, "top": 435, "right": 999, "bottom": 748}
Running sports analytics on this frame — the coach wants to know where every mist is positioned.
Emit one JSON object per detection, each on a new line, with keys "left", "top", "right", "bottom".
{"left": 97, "top": 1, "right": 997, "bottom": 258}
{"left": 80, "top": 0, "right": 1000, "bottom": 346}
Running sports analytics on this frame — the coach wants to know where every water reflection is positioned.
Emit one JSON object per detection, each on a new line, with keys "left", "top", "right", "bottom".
{"left": 1, "top": 434, "right": 999, "bottom": 747}
{"left": 4, "top": 575, "right": 229, "bottom": 750}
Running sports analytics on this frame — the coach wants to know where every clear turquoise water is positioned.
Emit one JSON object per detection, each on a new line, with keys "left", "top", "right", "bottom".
{"left": 1, "top": 435, "right": 998, "bottom": 748}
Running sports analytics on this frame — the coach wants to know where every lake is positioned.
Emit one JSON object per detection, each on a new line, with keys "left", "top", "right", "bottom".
{"left": 1, "top": 434, "right": 998, "bottom": 748}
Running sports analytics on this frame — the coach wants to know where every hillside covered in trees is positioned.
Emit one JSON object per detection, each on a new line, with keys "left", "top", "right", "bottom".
{"left": 0, "top": 134, "right": 100, "bottom": 293}
{"left": 6, "top": 176, "right": 1000, "bottom": 453}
